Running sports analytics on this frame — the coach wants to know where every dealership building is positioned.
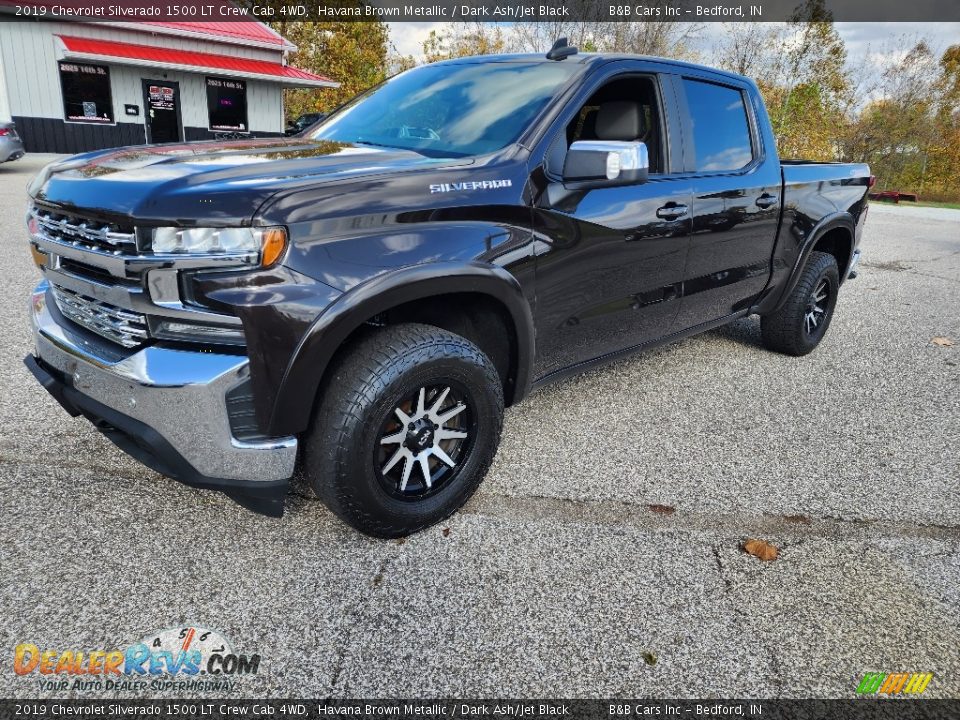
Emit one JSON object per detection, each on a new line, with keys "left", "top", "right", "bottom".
{"left": 0, "top": 8, "right": 336, "bottom": 153}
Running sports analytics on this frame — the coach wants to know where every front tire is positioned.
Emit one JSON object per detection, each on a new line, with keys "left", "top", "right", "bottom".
{"left": 761, "top": 251, "right": 840, "bottom": 356}
{"left": 304, "top": 323, "right": 504, "bottom": 538}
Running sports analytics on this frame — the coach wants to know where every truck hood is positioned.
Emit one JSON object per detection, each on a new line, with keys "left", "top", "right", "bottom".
{"left": 31, "top": 137, "right": 471, "bottom": 225}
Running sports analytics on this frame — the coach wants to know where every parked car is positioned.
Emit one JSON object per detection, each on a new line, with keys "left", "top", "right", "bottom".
{"left": 284, "top": 112, "right": 324, "bottom": 136}
{"left": 1, "top": 121, "right": 25, "bottom": 163}
{"left": 24, "top": 43, "right": 871, "bottom": 537}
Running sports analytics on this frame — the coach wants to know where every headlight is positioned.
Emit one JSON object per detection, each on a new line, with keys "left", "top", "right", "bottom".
{"left": 150, "top": 226, "right": 287, "bottom": 266}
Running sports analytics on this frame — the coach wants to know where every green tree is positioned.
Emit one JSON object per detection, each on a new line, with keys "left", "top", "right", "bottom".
{"left": 770, "top": 0, "right": 850, "bottom": 159}
{"left": 421, "top": 23, "right": 506, "bottom": 63}
{"left": 260, "top": 20, "right": 389, "bottom": 121}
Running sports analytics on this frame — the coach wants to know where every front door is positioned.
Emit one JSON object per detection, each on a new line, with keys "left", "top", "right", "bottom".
{"left": 531, "top": 72, "right": 692, "bottom": 380}
{"left": 142, "top": 80, "right": 182, "bottom": 144}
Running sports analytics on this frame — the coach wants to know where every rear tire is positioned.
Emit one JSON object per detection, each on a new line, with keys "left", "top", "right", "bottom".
{"left": 761, "top": 251, "right": 840, "bottom": 356}
{"left": 304, "top": 323, "right": 503, "bottom": 538}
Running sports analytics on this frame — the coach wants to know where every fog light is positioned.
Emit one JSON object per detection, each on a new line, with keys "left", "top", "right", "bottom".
{"left": 154, "top": 320, "right": 246, "bottom": 346}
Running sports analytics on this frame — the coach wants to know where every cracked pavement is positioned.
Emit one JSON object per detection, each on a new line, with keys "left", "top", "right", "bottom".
{"left": 1, "top": 156, "right": 958, "bottom": 698}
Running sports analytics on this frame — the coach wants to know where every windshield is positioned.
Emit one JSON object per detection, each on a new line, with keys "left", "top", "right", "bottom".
{"left": 309, "top": 61, "right": 580, "bottom": 158}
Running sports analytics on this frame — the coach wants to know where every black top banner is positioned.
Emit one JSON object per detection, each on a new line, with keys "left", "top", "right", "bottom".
{"left": 3, "top": 700, "right": 960, "bottom": 720}
{"left": 1, "top": 0, "right": 959, "bottom": 23}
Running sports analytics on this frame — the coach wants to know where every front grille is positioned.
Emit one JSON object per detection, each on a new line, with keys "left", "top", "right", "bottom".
{"left": 32, "top": 206, "right": 136, "bottom": 254}
{"left": 51, "top": 285, "right": 149, "bottom": 349}
{"left": 59, "top": 258, "right": 139, "bottom": 288}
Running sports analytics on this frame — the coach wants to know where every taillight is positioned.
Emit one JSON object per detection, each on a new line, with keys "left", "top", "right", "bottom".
{"left": 868, "top": 175, "right": 877, "bottom": 188}
{"left": 0, "top": 128, "right": 9, "bottom": 137}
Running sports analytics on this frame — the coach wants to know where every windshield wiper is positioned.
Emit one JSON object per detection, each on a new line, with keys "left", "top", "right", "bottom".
{"left": 350, "top": 139, "right": 465, "bottom": 160}
{"left": 352, "top": 140, "right": 403, "bottom": 150}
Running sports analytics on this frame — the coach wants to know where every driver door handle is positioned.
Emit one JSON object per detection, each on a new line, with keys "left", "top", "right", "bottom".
{"left": 756, "top": 193, "right": 779, "bottom": 209}
{"left": 656, "top": 203, "right": 688, "bottom": 220}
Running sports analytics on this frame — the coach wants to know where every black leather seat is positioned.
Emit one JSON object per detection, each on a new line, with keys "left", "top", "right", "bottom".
{"left": 593, "top": 100, "right": 657, "bottom": 171}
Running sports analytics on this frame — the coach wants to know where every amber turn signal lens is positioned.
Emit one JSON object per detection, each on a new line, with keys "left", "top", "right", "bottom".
{"left": 30, "top": 244, "right": 48, "bottom": 269}
{"left": 260, "top": 227, "right": 287, "bottom": 267}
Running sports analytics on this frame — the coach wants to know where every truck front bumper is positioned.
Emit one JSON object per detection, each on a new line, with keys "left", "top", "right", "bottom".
{"left": 25, "top": 280, "right": 297, "bottom": 516}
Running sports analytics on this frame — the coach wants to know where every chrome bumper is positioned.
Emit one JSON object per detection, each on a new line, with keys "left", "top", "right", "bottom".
{"left": 847, "top": 248, "right": 862, "bottom": 279}
{"left": 28, "top": 279, "right": 297, "bottom": 489}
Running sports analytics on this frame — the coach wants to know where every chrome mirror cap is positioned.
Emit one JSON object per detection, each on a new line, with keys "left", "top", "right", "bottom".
{"left": 563, "top": 140, "right": 649, "bottom": 184}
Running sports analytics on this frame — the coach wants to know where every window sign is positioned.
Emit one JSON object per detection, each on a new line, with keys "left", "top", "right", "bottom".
{"left": 206, "top": 77, "right": 248, "bottom": 131}
{"left": 59, "top": 62, "right": 114, "bottom": 124}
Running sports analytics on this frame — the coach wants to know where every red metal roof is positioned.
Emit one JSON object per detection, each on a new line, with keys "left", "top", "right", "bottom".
{"left": 57, "top": 35, "right": 336, "bottom": 87}
{"left": 0, "top": 2, "right": 294, "bottom": 49}
{"left": 136, "top": 21, "right": 288, "bottom": 48}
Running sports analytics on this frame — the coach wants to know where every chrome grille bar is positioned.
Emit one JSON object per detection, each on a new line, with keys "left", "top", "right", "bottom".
{"left": 29, "top": 204, "right": 258, "bottom": 280}
{"left": 31, "top": 207, "right": 136, "bottom": 253}
{"left": 51, "top": 285, "right": 149, "bottom": 349}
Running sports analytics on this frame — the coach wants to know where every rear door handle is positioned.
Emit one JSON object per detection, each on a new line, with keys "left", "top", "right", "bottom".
{"left": 756, "top": 193, "right": 779, "bottom": 209}
{"left": 656, "top": 203, "right": 688, "bottom": 220}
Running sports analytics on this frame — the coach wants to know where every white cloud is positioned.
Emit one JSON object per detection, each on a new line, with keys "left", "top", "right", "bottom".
{"left": 388, "top": 22, "right": 455, "bottom": 58}
{"left": 388, "top": 21, "right": 960, "bottom": 64}
{"left": 836, "top": 22, "right": 960, "bottom": 58}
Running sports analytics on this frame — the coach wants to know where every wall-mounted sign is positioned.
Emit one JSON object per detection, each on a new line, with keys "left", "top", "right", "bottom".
{"left": 124, "top": 104, "right": 139, "bottom": 116}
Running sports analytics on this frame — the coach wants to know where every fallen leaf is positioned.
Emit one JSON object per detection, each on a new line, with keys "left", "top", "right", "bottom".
{"left": 932, "top": 336, "right": 955, "bottom": 347}
{"left": 642, "top": 651, "right": 658, "bottom": 666}
{"left": 647, "top": 504, "right": 676, "bottom": 515}
{"left": 442, "top": 527, "right": 451, "bottom": 537}
{"left": 742, "top": 538, "right": 779, "bottom": 562}
{"left": 783, "top": 514, "right": 812, "bottom": 525}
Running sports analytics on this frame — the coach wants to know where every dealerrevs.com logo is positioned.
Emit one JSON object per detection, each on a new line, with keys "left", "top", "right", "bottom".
{"left": 14, "top": 626, "right": 260, "bottom": 692}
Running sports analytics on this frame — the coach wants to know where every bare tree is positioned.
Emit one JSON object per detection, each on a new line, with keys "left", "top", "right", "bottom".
{"left": 509, "top": 22, "right": 605, "bottom": 54}
{"left": 510, "top": 21, "right": 701, "bottom": 60}
{"left": 713, "top": 22, "right": 783, "bottom": 78}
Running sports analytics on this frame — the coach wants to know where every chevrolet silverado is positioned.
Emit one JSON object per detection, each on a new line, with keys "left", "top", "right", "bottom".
{"left": 24, "top": 43, "right": 871, "bottom": 536}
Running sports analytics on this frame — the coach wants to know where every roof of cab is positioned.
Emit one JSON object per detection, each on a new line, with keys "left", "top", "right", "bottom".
{"left": 428, "top": 52, "right": 753, "bottom": 85}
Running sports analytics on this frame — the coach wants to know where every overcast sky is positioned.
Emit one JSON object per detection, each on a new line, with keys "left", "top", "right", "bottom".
{"left": 388, "top": 21, "right": 960, "bottom": 65}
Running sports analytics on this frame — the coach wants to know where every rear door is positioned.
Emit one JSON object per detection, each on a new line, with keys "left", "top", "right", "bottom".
{"left": 671, "top": 76, "right": 781, "bottom": 327}
{"left": 531, "top": 65, "right": 693, "bottom": 379}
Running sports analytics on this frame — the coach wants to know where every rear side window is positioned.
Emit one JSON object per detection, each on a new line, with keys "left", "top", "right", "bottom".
{"left": 683, "top": 78, "right": 753, "bottom": 172}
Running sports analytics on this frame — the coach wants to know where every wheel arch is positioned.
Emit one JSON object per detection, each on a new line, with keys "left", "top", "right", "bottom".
{"left": 811, "top": 225, "right": 853, "bottom": 285}
{"left": 267, "top": 262, "right": 535, "bottom": 437}
{"left": 769, "top": 212, "right": 855, "bottom": 314}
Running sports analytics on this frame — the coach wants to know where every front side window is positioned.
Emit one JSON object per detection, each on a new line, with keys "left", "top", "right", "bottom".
{"left": 59, "top": 62, "right": 113, "bottom": 124}
{"left": 564, "top": 75, "right": 665, "bottom": 174}
{"left": 310, "top": 61, "right": 581, "bottom": 158}
{"left": 683, "top": 78, "right": 753, "bottom": 172}
{"left": 206, "top": 77, "right": 248, "bottom": 131}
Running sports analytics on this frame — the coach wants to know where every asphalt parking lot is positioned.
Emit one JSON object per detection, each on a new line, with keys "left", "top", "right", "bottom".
{"left": 1, "top": 154, "right": 958, "bottom": 699}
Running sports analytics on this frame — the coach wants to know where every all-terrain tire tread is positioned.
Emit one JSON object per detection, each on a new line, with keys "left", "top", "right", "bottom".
{"left": 760, "top": 251, "right": 839, "bottom": 356}
{"left": 305, "top": 323, "right": 503, "bottom": 538}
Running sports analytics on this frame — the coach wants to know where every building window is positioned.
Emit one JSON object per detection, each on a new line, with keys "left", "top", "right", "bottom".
{"left": 206, "top": 77, "right": 247, "bottom": 131}
{"left": 59, "top": 62, "right": 114, "bottom": 124}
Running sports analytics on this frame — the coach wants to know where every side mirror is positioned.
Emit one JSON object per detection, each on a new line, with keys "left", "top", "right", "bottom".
{"left": 562, "top": 140, "right": 649, "bottom": 186}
